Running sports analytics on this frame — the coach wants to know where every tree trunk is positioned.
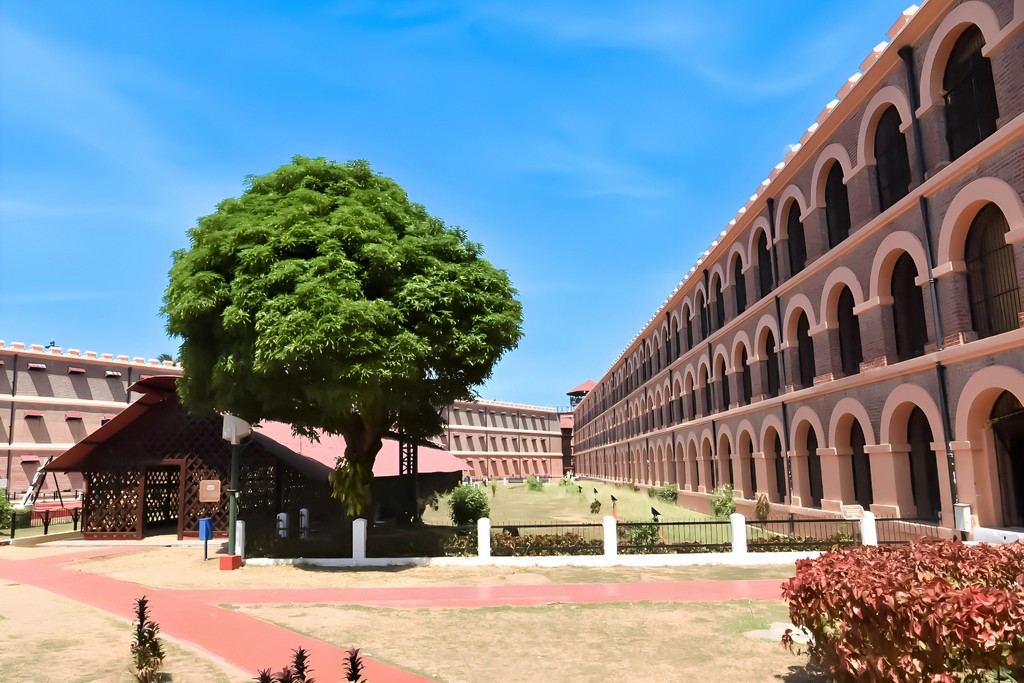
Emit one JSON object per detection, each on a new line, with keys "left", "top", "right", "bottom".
{"left": 329, "top": 420, "right": 384, "bottom": 517}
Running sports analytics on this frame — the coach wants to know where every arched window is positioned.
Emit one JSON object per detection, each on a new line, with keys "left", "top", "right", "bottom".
{"left": 765, "top": 330, "right": 780, "bottom": 397}
{"left": 966, "top": 204, "right": 1021, "bottom": 339}
{"left": 944, "top": 25, "right": 999, "bottom": 161}
{"left": 740, "top": 347, "right": 752, "bottom": 405}
{"left": 684, "top": 307, "right": 693, "bottom": 351}
{"left": 716, "top": 357, "right": 730, "bottom": 411}
{"left": 671, "top": 320, "right": 680, "bottom": 361}
{"left": 807, "top": 429, "right": 822, "bottom": 509}
{"left": 696, "top": 293, "right": 707, "bottom": 341}
{"left": 824, "top": 162, "right": 851, "bottom": 248}
{"left": 891, "top": 253, "right": 928, "bottom": 360}
{"left": 688, "top": 378, "right": 697, "bottom": 420}
{"left": 837, "top": 287, "right": 863, "bottom": 376}
{"left": 991, "top": 391, "right": 1024, "bottom": 528}
{"left": 796, "top": 312, "right": 815, "bottom": 388}
{"left": 713, "top": 277, "right": 725, "bottom": 332}
{"left": 733, "top": 256, "right": 747, "bottom": 315}
{"left": 787, "top": 203, "right": 807, "bottom": 276}
{"left": 908, "top": 407, "right": 941, "bottom": 520}
{"left": 772, "top": 432, "right": 786, "bottom": 504}
{"left": 757, "top": 231, "right": 773, "bottom": 299}
{"left": 850, "top": 421, "right": 872, "bottom": 508}
{"left": 702, "top": 368, "right": 713, "bottom": 415}
{"left": 874, "top": 105, "right": 911, "bottom": 211}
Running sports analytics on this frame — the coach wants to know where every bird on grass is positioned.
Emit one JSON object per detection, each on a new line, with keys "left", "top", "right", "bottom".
{"left": 610, "top": 495, "right": 618, "bottom": 504}
{"left": 651, "top": 507, "right": 662, "bottom": 522}
{"left": 593, "top": 488, "right": 599, "bottom": 496}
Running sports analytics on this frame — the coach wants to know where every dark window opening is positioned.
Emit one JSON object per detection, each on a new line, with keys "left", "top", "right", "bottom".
{"left": 944, "top": 25, "right": 999, "bottom": 161}
{"left": 713, "top": 279, "right": 725, "bottom": 332}
{"left": 907, "top": 407, "right": 941, "bottom": 520}
{"left": 733, "top": 257, "right": 747, "bottom": 314}
{"left": 796, "top": 312, "right": 815, "bottom": 388}
{"left": 966, "top": 203, "right": 1020, "bottom": 339}
{"left": 773, "top": 433, "right": 786, "bottom": 504}
{"left": 838, "top": 287, "right": 863, "bottom": 376}
{"left": 991, "top": 391, "right": 1024, "bottom": 528}
{"left": 757, "top": 231, "right": 773, "bottom": 299}
{"left": 807, "top": 430, "right": 822, "bottom": 509}
{"left": 850, "top": 421, "right": 873, "bottom": 508}
{"left": 717, "top": 360, "right": 730, "bottom": 411}
{"left": 740, "top": 348, "right": 752, "bottom": 405}
{"left": 874, "top": 105, "right": 911, "bottom": 211}
{"left": 765, "top": 331, "right": 780, "bottom": 398}
{"left": 825, "top": 162, "right": 851, "bottom": 248}
{"left": 787, "top": 203, "right": 807, "bottom": 276}
{"left": 892, "top": 253, "right": 928, "bottom": 360}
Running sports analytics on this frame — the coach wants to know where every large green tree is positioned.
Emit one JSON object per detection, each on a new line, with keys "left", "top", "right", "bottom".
{"left": 163, "top": 156, "right": 523, "bottom": 514}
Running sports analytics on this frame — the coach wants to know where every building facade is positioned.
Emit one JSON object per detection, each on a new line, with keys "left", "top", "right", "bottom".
{"left": 572, "top": 0, "right": 1024, "bottom": 538}
{"left": 0, "top": 340, "right": 182, "bottom": 500}
{"left": 442, "top": 399, "right": 566, "bottom": 480}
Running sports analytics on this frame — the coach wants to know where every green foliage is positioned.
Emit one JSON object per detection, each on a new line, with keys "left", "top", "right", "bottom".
{"left": 709, "top": 484, "right": 736, "bottom": 520}
{"left": 783, "top": 542, "right": 1024, "bottom": 681}
{"left": 0, "top": 494, "right": 12, "bottom": 529}
{"left": 489, "top": 479, "right": 497, "bottom": 497}
{"left": 589, "top": 499, "right": 602, "bottom": 514}
{"left": 754, "top": 493, "right": 771, "bottom": 522}
{"left": 254, "top": 645, "right": 318, "bottom": 682}
{"left": 620, "top": 522, "right": 662, "bottom": 553}
{"left": 748, "top": 531, "right": 855, "bottom": 552}
{"left": 448, "top": 484, "right": 490, "bottom": 525}
{"left": 648, "top": 483, "right": 678, "bottom": 503}
{"left": 490, "top": 531, "right": 603, "bottom": 556}
{"left": 526, "top": 475, "right": 544, "bottom": 492}
{"left": 130, "top": 596, "right": 165, "bottom": 683}
{"left": 163, "top": 156, "right": 524, "bottom": 515}
{"left": 442, "top": 528, "right": 478, "bottom": 557}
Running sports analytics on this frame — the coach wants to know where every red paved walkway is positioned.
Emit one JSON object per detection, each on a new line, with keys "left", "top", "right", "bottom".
{"left": 0, "top": 548, "right": 786, "bottom": 681}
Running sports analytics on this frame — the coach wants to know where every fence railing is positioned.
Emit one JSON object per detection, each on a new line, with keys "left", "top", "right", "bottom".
{"left": 745, "top": 518, "right": 861, "bottom": 552}
{"left": 618, "top": 520, "right": 732, "bottom": 554}
{"left": 875, "top": 517, "right": 952, "bottom": 545}
{"left": 490, "top": 521, "right": 604, "bottom": 556}
{"left": 6, "top": 507, "right": 81, "bottom": 539}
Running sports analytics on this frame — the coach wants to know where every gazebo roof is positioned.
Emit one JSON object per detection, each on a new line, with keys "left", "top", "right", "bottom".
{"left": 566, "top": 380, "right": 596, "bottom": 395}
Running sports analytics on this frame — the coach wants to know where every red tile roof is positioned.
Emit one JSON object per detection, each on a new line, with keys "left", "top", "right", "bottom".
{"left": 567, "top": 380, "right": 596, "bottom": 395}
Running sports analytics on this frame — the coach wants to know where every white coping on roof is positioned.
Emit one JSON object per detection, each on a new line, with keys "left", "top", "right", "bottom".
{"left": 0, "top": 341, "right": 182, "bottom": 369}
{"left": 459, "top": 398, "right": 559, "bottom": 413}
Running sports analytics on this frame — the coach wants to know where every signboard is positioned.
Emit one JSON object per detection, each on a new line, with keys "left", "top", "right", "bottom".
{"left": 840, "top": 504, "right": 865, "bottom": 520}
{"left": 198, "top": 480, "right": 222, "bottom": 503}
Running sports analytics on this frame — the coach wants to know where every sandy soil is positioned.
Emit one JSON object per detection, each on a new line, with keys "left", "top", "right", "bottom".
{"left": 237, "top": 599, "right": 824, "bottom": 683}
{"left": 60, "top": 545, "right": 795, "bottom": 591}
{"left": 0, "top": 581, "right": 249, "bottom": 683}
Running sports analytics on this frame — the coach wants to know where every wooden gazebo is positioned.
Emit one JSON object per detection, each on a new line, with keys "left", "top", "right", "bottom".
{"left": 45, "top": 376, "right": 334, "bottom": 540}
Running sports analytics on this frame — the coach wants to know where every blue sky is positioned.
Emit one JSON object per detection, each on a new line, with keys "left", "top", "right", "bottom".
{"left": 1, "top": 1, "right": 911, "bottom": 408}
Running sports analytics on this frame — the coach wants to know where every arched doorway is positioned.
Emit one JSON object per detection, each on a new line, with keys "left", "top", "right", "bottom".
{"left": 991, "top": 391, "right": 1024, "bottom": 528}
{"left": 850, "top": 421, "right": 873, "bottom": 509}
{"left": 771, "top": 431, "right": 786, "bottom": 503}
{"left": 807, "top": 429, "right": 823, "bottom": 509}
{"left": 908, "top": 407, "right": 942, "bottom": 520}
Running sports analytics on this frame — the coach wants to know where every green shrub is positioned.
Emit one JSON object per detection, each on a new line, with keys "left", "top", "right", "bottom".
{"left": 0, "top": 494, "right": 12, "bottom": 529}
{"left": 491, "top": 531, "right": 602, "bottom": 556}
{"left": 526, "top": 475, "right": 544, "bottom": 492}
{"left": 490, "top": 479, "right": 497, "bottom": 497}
{"left": 448, "top": 484, "right": 490, "bottom": 525}
{"left": 442, "top": 529, "right": 478, "bottom": 557}
{"left": 710, "top": 484, "right": 736, "bottom": 520}
{"left": 754, "top": 493, "right": 771, "bottom": 522}
{"left": 590, "top": 499, "right": 602, "bottom": 514}
{"left": 130, "top": 596, "right": 165, "bottom": 683}
{"left": 649, "top": 483, "right": 678, "bottom": 503}
{"left": 620, "top": 522, "right": 661, "bottom": 553}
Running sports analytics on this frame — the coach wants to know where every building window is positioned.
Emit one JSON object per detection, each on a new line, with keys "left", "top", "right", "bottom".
{"left": 684, "top": 308, "right": 693, "bottom": 350}
{"left": 874, "top": 105, "right": 911, "bottom": 211}
{"left": 716, "top": 357, "right": 730, "bottom": 411}
{"left": 807, "top": 429, "right": 822, "bottom": 509}
{"left": 787, "top": 203, "right": 807, "bottom": 276}
{"left": 908, "top": 407, "right": 941, "bottom": 520}
{"left": 765, "top": 331, "right": 780, "bottom": 398}
{"left": 944, "top": 25, "right": 999, "bottom": 161}
{"left": 966, "top": 203, "right": 1021, "bottom": 339}
{"left": 772, "top": 433, "right": 786, "bottom": 504}
{"left": 796, "top": 312, "right": 815, "bottom": 388}
{"left": 837, "top": 287, "right": 863, "bottom": 376}
{"left": 851, "top": 421, "right": 872, "bottom": 508}
{"left": 740, "top": 347, "right": 752, "bottom": 405}
{"left": 891, "top": 253, "right": 928, "bottom": 360}
{"left": 698, "top": 293, "right": 709, "bottom": 340}
{"left": 756, "top": 231, "right": 772, "bottom": 299}
{"left": 733, "top": 256, "right": 746, "bottom": 315}
{"left": 824, "top": 162, "right": 851, "bottom": 248}
{"left": 713, "top": 277, "right": 725, "bottom": 332}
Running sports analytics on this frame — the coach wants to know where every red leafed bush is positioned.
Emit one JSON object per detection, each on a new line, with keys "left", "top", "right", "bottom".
{"left": 782, "top": 541, "right": 1024, "bottom": 682}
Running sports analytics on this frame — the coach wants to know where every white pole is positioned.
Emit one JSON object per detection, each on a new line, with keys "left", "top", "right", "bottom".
{"left": 235, "top": 520, "right": 246, "bottom": 563}
{"left": 477, "top": 517, "right": 491, "bottom": 558}
{"left": 860, "top": 511, "right": 878, "bottom": 546}
{"left": 353, "top": 518, "right": 367, "bottom": 561}
{"left": 603, "top": 515, "right": 617, "bottom": 557}
{"left": 730, "top": 512, "right": 747, "bottom": 554}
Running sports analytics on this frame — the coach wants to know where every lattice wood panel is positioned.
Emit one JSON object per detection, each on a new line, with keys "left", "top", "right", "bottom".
{"left": 144, "top": 468, "right": 180, "bottom": 526}
{"left": 83, "top": 470, "right": 142, "bottom": 539}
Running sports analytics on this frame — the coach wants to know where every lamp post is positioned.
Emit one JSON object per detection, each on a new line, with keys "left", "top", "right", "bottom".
{"left": 221, "top": 414, "right": 251, "bottom": 556}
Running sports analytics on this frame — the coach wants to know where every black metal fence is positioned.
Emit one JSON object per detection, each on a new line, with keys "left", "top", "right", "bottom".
{"left": 745, "top": 517, "right": 860, "bottom": 551}
{"left": 6, "top": 507, "right": 81, "bottom": 539}
{"left": 876, "top": 517, "right": 951, "bottom": 545}
{"left": 490, "top": 521, "right": 604, "bottom": 556}
{"left": 618, "top": 520, "right": 732, "bottom": 554}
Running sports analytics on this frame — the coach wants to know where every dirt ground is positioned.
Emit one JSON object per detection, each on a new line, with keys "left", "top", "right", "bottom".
{"left": 237, "top": 599, "right": 823, "bottom": 683}
{"left": 64, "top": 545, "right": 795, "bottom": 591}
{"left": 0, "top": 580, "right": 249, "bottom": 683}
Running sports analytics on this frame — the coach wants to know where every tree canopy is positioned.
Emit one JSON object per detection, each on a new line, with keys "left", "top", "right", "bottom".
{"left": 163, "top": 156, "right": 523, "bottom": 513}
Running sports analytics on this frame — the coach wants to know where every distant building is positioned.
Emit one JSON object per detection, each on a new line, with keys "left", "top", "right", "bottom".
{"left": 1, "top": 340, "right": 182, "bottom": 501}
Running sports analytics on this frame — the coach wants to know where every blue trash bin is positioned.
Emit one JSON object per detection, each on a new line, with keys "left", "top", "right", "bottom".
{"left": 199, "top": 517, "right": 213, "bottom": 541}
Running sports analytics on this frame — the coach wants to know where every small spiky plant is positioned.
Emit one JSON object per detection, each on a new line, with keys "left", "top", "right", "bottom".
{"left": 343, "top": 648, "right": 365, "bottom": 682}
{"left": 254, "top": 668, "right": 275, "bottom": 683}
{"left": 290, "top": 646, "right": 314, "bottom": 683}
{"left": 130, "top": 596, "right": 165, "bottom": 683}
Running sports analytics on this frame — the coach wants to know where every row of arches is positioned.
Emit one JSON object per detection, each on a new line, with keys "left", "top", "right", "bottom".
{"left": 578, "top": 368, "right": 1024, "bottom": 530}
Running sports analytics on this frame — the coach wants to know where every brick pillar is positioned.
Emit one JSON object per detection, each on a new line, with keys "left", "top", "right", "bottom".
{"left": 951, "top": 440, "right": 983, "bottom": 528}
{"left": 726, "top": 369, "right": 742, "bottom": 408}
{"left": 789, "top": 449, "right": 810, "bottom": 508}
{"left": 932, "top": 440, "right": 954, "bottom": 530}
{"left": 811, "top": 325, "right": 837, "bottom": 383}
{"left": 865, "top": 443, "right": 915, "bottom": 517}
{"left": 935, "top": 271, "right": 976, "bottom": 347}
{"left": 751, "top": 358, "right": 769, "bottom": 401}
{"left": 780, "top": 342, "right": 801, "bottom": 392}
{"left": 857, "top": 301, "right": 898, "bottom": 369}
{"left": 732, "top": 451, "right": 752, "bottom": 500}
{"left": 819, "top": 447, "right": 855, "bottom": 513}
{"left": 697, "top": 455, "right": 711, "bottom": 493}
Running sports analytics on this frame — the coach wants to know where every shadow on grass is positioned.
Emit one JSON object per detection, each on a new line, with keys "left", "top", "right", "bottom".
{"left": 775, "top": 663, "right": 831, "bottom": 682}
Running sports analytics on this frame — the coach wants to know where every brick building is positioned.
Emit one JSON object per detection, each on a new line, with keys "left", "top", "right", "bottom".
{"left": 1, "top": 341, "right": 182, "bottom": 501}
{"left": 572, "top": 0, "right": 1024, "bottom": 540}
{"left": 442, "top": 399, "right": 567, "bottom": 480}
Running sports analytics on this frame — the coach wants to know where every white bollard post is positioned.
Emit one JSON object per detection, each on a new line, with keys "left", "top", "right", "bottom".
{"left": 235, "top": 520, "right": 246, "bottom": 564}
{"left": 730, "top": 513, "right": 747, "bottom": 554}
{"left": 352, "top": 518, "right": 367, "bottom": 561}
{"left": 299, "top": 508, "right": 310, "bottom": 540}
{"left": 603, "top": 515, "right": 617, "bottom": 557}
{"left": 860, "top": 511, "right": 878, "bottom": 546}
{"left": 477, "top": 517, "right": 491, "bottom": 559}
{"left": 276, "top": 512, "right": 289, "bottom": 539}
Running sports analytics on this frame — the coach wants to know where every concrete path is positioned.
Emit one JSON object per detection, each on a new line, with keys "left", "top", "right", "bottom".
{"left": 0, "top": 547, "right": 787, "bottom": 681}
